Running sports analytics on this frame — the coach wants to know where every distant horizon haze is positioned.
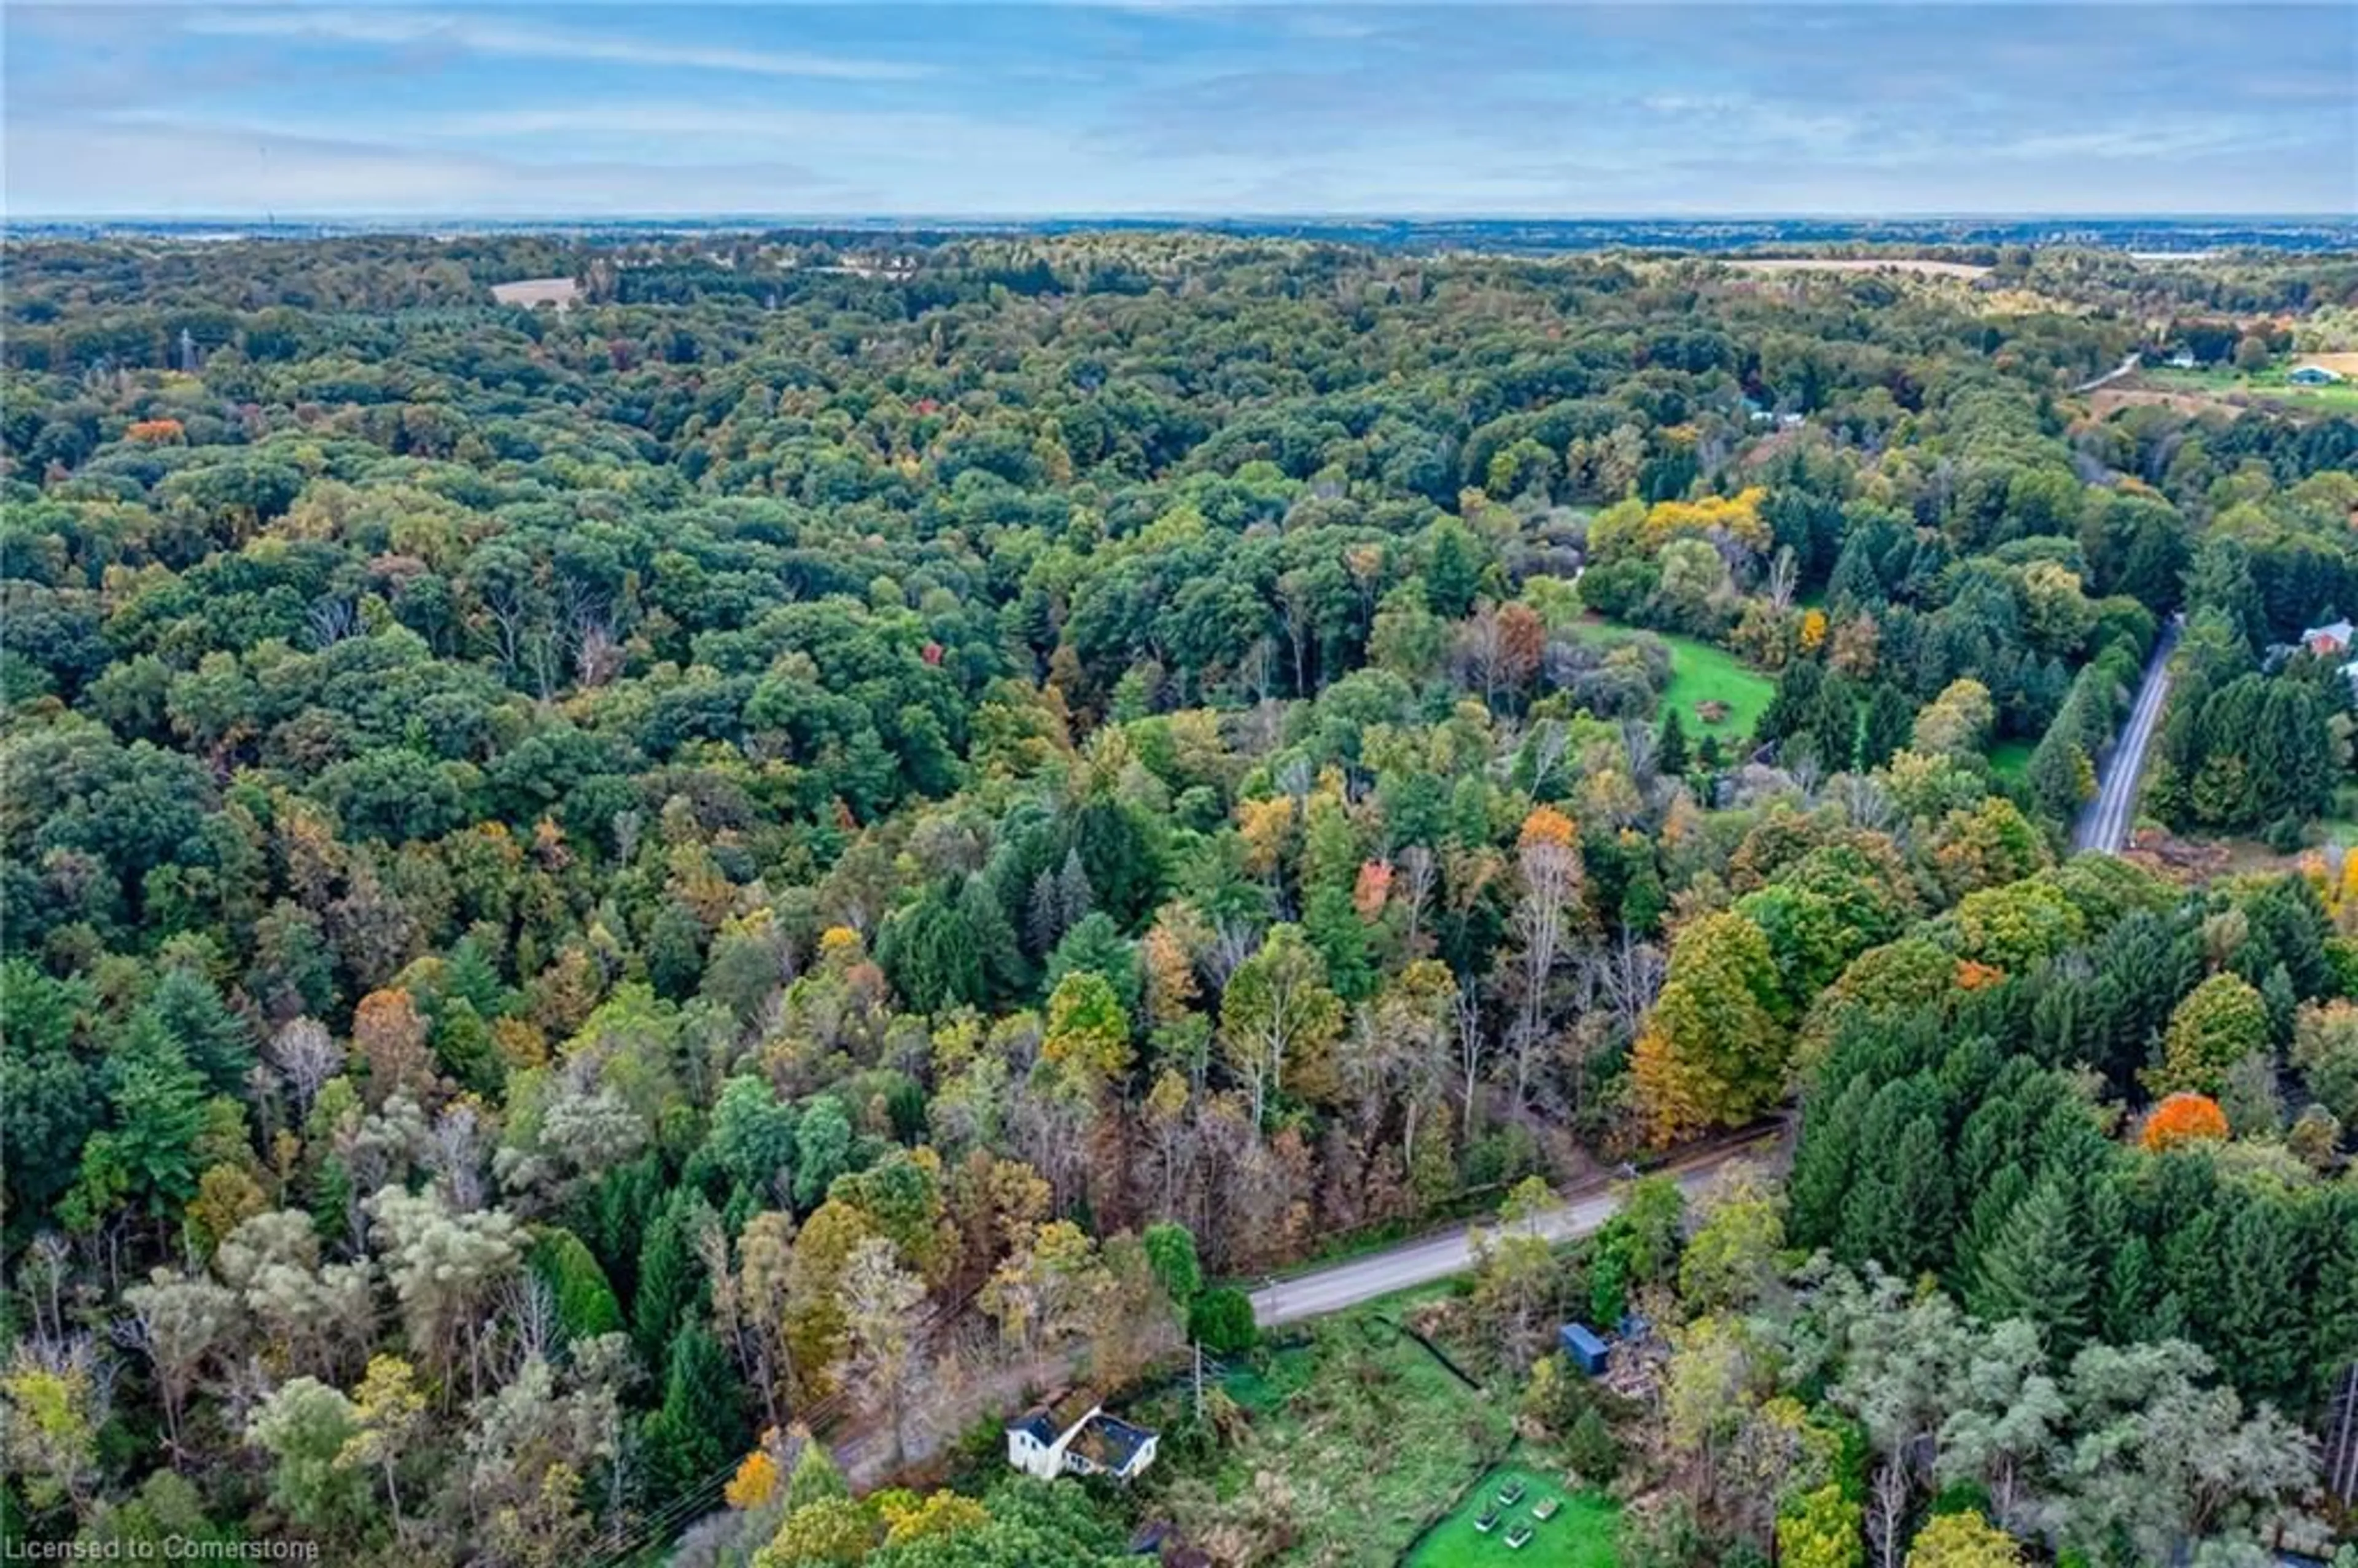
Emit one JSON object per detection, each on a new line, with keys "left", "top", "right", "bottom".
{"left": 7, "top": 2, "right": 2354, "bottom": 219}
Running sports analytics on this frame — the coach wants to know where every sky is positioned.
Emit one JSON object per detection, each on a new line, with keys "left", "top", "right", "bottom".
{"left": 6, "top": 2, "right": 2354, "bottom": 219}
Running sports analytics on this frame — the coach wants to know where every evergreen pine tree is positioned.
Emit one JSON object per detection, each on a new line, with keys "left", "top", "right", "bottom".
{"left": 148, "top": 966, "right": 255, "bottom": 1100}
{"left": 1657, "top": 708, "right": 1690, "bottom": 778}
{"left": 1971, "top": 1178, "right": 2093, "bottom": 1353}
{"left": 641, "top": 1325, "right": 744, "bottom": 1496}
{"left": 2099, "top": 1232, "right": 2158, "bottom": 1348}
{"left": 1860, "top": 682, "right": 1916, "bottom": 770}
{"left": 632, "top": 1193, "right": 701, "bottom": 1368}
{"left": 2217, "top": 1197, "right": 2304, "bottom": 1403}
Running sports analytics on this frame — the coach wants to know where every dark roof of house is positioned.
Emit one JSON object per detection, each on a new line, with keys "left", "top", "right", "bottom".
{"left": 1070, "top": 1412, "right": 1157, "bottom": 1475}
{"left": 1009, "top": 1386, "right": 1104, "bottom": 1444}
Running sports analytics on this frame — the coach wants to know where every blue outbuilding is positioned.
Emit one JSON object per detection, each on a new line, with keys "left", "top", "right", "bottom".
{"left": 1557, "top": 1321, "right": 1610, "bottom": 1377}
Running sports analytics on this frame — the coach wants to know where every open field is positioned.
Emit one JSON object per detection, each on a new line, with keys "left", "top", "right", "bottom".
{"left": 2087, "top": 384, "right": 2238, "bottom": 419}
{"left": 2122, "top": 365, "right": 2358, "bottom": 414}
{"left": 2293, "top": 351, "right": 2358, "bottom": 376}
{"left": 1569, "top": 619, "right": 1776, "bottom": 739}
{"left": 1408, "top": 1465, "right": 1621, "bottom": 1568}
{"left": 489, "top": 276, "right": 581, "bottom": 308}
{"left": 1134, "top": 1298, "right": 1514, "bottom": 1566}
{"left": 1724, "top": 257, "right": 1991, "bottom": 279}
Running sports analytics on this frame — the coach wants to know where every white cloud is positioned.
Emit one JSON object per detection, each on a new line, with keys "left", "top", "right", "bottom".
{"left": 3, "top": 118, "right": 849, "bottom": 215}
{"left": 182, "top": 8, "right": 931, "bottom": 81}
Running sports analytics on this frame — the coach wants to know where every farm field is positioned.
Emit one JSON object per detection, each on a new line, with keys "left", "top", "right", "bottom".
{"left": 2137, "top": 365, "right": 2358, "bottom": 412}
{"left": 1407, "top": 1464, "right": 1621, "bottom": 1568}
{"left": 1568, "top": 619, "right": 1776, "bottom": 740}
{"left": 1722, "top": 257, "right": 1990, "bottom": 279}
{"left": 489, "top": 275, "right": 581, "bottom": 308}
{"left": 1133, "top": 1298, "right": 1514, "bottom": 1566}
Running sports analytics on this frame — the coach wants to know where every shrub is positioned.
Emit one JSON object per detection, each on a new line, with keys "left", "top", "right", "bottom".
{"left": 1188, "top": 1287, "right": 1258, "bottom": 1355}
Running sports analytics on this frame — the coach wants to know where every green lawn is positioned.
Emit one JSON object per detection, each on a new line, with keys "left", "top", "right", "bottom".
{"left": 1133, "top": 1304, "right": 1514, "bottom": 1564}
{"left": 2141, "top": 365, "right": 2358, "bottom": 411}
{"left": 1567, "top": 618, "right": 1776, "bottom": 738}
{"left": 1407, "top": 1464, "right": 1621, "bottom": 1568}
{"left": 1986, "top": 737, "right": 2036, "bottom": 781}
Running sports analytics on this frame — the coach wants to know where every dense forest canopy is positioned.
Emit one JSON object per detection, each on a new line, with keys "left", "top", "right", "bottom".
{"left": 4, "top": 229, "right": 2358, "bottom": 1568}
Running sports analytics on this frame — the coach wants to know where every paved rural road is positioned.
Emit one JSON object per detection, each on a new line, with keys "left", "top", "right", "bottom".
{"left": 2074, "top": 621, "right": 2179, "bottom": 855}
{"left": 2072, "top": 352, "right": 2142, "bottom": 395}
{"left": 1248, "top": 1132, "right": 1782, "bottom": 1327}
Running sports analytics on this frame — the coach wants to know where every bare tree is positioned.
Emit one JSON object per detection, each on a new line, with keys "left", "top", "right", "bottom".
{"left": 1765, "top": 546, "right": 1799, "bottom": 612}
{"left": 1788, "top": 748, "right": 1824, "bottom": 802}
{"left": 1396, "top": 844, "right": 1438, "bottom": 957}
{"left": 1618, "top": 718, "right": 1657, "bottom": 786}
{"left": 498, "top": 1273, "right": 559, "bottom": 1378}
{"left": 1526, "top": 718, "right": 1571, "bottom": 796}
{"left": 838, "top": 1238, "right": 930, "bottom": 1465}
{"left": 1833, "top": 772, "right": 1897, "bottom": 834}
{"left": 22, "top": 1233, "right": 71, "bottom": 1344}
{"left": 1277, "top": 569, "right": 1317, "bottom": 695}
{"left": 1506, "top": 838, "right": 1581, "bottom": 1115}
{"left": 1453, "top": 980, "right": 1488, "bottom": 1146}
{"left": 1866, "top": 1454, "right": 1910, "bottom": 1568}
{"left": 305, "top": 596, "right": 360, "bottom": 650}
{"left": 1589, "top": 933, "right": 1667, "bottom": 1045}
{"left": 1458, "top": 600, "right": 1508, "bottom": 708}
{"left": 266, "top": 1017, "right": 341, "bottom": 1113}
{"left": 120, "top": 1271, "right": 238, "bottom": 1467}
{"left": 1204, "top": 918, "right": 1263, "bottom": 993}
{"left": 426, "top": 1101, "right": 491, "bottom": 1213}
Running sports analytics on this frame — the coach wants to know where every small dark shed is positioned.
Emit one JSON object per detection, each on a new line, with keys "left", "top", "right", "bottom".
{"left": 1558, "top": 1321, "right": 1610, "bottom": 1376}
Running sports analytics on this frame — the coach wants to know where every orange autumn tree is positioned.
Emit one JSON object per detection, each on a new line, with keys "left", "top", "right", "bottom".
{"left": 1517, "top": 804, "right": 1577, "bottom": 851}
{"left": 125, "top": 417, "right": 185, "bottom": 444}
{"left": 2141, "top": 1092, "right": 2229, "bottom": 1152}
{"left": 724, "top": 1448, "right": 780, "bottom": 1510}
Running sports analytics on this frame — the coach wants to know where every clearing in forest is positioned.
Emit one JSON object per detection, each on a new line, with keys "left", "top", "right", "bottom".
{"left": 490, "top": 276, "right": 582, "bottom": 308}
{"left": 1567, "top": 620, "right": 1776, "bottom": 739}
{"left": 1132, "top": 1305, "right": 1514, "bottom": 1565}
{"left": 1406, "top": 1464, "right": 1621, "bottom": 1568}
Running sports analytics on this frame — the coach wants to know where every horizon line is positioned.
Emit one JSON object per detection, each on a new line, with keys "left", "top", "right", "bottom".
{"left": 14, "top": 210, "right": 2355, "bottom": 226}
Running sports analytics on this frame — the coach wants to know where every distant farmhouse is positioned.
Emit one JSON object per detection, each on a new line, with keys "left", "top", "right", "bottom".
{"left": 2290, "top": 364, "right": 2346, "bottom": 386}
{"left": 2303, "top": 620, "right": 2354, "bottom": 658}
{"left": 1006, "top": 1388, "right": 1159, "bottom": 1483}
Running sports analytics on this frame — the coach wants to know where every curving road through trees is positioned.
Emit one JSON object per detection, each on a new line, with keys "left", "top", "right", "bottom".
{"left": 2074, "top": 620, "right": 2179, "bottom": 855}
{"left": 1248, "top": 1126, "right": 1784, "bottom": 1327}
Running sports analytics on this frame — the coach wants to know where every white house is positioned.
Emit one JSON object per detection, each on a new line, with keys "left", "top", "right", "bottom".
{"left": 1005, "top": 1387, "right": 1159, "bottom": 1483}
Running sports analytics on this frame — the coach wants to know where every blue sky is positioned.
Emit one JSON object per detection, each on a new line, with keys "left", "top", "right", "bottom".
{"left": 7, "top": 3, "right": 2353, "bottom": 217}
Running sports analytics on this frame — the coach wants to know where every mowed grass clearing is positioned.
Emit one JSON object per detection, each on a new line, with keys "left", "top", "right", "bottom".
{"left": 1407, "top": 1464, "right": 1621, "bottom": 1568}
{"left": 1135, "top": 1304, "right": 1514, "bottom": 1565}
{"left": 1986, "top": 737, "right": 2036, "bottom": 780}
{"left": 2138, "top": 365, "right": 2358, "bottom": 413}
{"left": 1568, "top": 618, "right": 1776, "bottom": 739}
